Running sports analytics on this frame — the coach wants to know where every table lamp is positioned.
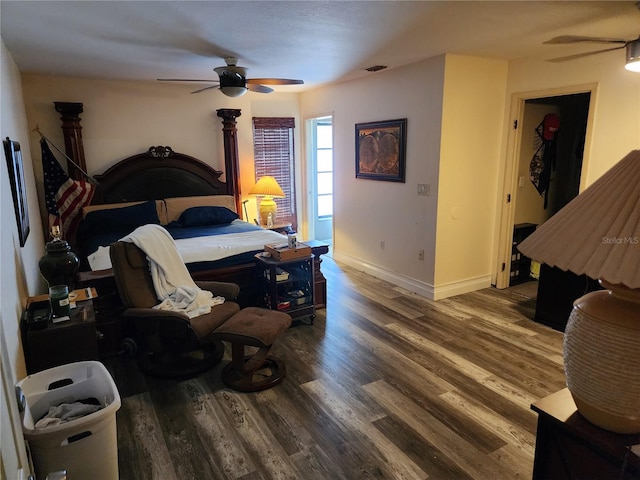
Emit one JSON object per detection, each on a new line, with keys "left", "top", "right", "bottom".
{"left": 249, "top": 176, "right": 285, "bottom": 226}
{"left": 518, "top": 150, "right": 640, "bottom": 434}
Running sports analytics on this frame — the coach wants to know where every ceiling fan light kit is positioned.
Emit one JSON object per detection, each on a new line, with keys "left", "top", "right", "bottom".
{"left": 625, "top": 39, "right": 640, "bottom": 72}
{"left": 215, "top": 61, "right": 249, "bottom": 97}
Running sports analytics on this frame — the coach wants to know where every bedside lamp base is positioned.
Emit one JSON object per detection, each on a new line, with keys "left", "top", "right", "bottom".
{"left": 258, "top": 196, "right": 277, "bottom": 226}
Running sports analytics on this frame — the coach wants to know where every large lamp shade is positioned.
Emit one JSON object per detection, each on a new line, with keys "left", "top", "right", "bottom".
{"left": 518, "top": 150, "right": 640, "bottom": 433}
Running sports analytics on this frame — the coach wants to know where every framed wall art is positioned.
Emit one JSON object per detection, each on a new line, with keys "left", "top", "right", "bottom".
{"left": 4, "top": 137, "right": 30, "bottom": 246}
{"left": 355, "top": 118, "right": 407, "bottom": 182}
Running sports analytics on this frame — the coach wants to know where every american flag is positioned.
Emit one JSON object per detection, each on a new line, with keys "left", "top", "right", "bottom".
{"left": 41, "top": 138, "right": 94, "bottom": 239}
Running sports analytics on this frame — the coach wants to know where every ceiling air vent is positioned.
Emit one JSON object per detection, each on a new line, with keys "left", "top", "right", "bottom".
{"left": 365, "top": 65, "right": 387, "bottom": 72}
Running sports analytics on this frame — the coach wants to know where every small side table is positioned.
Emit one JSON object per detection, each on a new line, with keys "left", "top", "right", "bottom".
{"left": 254, "top": 253, "right": 315, "bottom": 325}
{"left": 261, "top": 221, "right": 293, "bottom": 234}
{"left": 21, "top": 297, "right": 99, "bottom": 374}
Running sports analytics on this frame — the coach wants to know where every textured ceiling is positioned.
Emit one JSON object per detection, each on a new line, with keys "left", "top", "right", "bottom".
{"left": 2, "top": 1, "right": 639, "bottom": 92}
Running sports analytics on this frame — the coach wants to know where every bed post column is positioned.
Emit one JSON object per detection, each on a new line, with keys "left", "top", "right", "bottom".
{"left": 54, "top": 101, "right": 86, "bottom": 181}
{"left": 216, "top": 108, "right": 242, "bottom": 215}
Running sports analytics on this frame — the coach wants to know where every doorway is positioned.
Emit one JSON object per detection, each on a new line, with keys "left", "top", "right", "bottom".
{"left": 496, "top": 86, "right": 595, "bottom": 291}
{"left": 306, "top": 115, "right": 334, "bottom": 244}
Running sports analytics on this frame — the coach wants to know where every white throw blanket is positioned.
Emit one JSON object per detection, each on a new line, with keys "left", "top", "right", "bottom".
{"left": 120, "top": 224, "right": 224, "bottom": 318}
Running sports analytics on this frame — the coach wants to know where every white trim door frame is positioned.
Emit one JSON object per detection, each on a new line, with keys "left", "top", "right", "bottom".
{"left": 494, "top": 83, "right": 598, "bottom": 289}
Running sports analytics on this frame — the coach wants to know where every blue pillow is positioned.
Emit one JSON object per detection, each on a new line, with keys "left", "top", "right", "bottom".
{"left": 84, "top": 201, "right": 160, "bottom": 229}
{"left": 174, "top": 206, "right": 239, "bottom": 227}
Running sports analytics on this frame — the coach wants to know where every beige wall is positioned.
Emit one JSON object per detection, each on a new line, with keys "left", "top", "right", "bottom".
{"left": 1, "top": 40, "right": 46, "bottom": 385}
{"left": 434, "top": 55, "right": 508, "bottom": 297}
{"left": 1, "top": 40, "right": 45, "bottom": 476}
{"left": 21, "top": 74, "right": 302, "bottom": 227}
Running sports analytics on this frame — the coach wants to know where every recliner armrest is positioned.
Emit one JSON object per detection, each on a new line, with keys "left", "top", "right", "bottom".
{"left": 195, "top": 281, "right": 240, "bottom": 300}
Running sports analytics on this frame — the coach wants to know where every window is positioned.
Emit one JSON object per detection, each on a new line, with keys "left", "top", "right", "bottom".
{"left": 313, "top": 118, "right": 333, "bottom": 219}
{"left": 252, "top": 117, "right": 297, "bottom": 229}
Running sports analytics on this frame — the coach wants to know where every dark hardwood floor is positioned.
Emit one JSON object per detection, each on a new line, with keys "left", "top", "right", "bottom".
{"left": 105, "top": 256, "right": 566, "bottom": 479}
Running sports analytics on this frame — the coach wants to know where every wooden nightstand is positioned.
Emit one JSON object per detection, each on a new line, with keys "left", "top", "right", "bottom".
{"left": 531, "top": 388, "right": 640, "bottom": 479}
{"left": 261, "top": 221, "right": 292, "bottom": 234}
{"left": 21, "top": 296, "right": 99, "bottom": 374}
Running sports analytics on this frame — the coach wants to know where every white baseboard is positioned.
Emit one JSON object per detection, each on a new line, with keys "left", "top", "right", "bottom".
{"left": 430, "top": 275, "right": 492, "bottom": 300}
{"left": 332, "top": 251, "right": 491, "bottom": 301}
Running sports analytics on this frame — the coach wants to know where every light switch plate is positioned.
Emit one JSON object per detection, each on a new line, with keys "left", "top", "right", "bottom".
{"left": 417, "top": 184, "right": 430, "bottom": 196}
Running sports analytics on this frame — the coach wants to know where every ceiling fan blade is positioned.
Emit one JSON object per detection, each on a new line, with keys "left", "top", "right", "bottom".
{"left": 247, "top": 84, "right": 273, "bottom": 94}
{"left": 544, "top": 35, "right": 628, "bottom": 45}
{"left": 157, "top": 78, "right": 217, "bottom": 83}
{"left": 547, "top": 45, "right": 626, "bottom": 63}
{"left": 247, "top": 78, "right": 304, "bottom": 85}
{"left": 190, "top": 85, "right": 219, "bottom": 94}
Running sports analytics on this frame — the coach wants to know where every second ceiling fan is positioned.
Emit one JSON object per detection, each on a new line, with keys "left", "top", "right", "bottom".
{"left": 545, "top": 35, "right": 640, "bottom": 71}
{"left": 158, "top": 56, "right": 304, "bottom": 97}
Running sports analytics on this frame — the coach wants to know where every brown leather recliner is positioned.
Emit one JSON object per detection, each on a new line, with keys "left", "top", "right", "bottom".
{"left": 109, "top": 241, "right": 241, "bottom": 378}
{"left": 110, "top": 241, "right": 293, "bottom": 390}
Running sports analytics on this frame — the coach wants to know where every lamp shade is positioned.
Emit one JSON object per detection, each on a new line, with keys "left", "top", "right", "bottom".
{"left": 248, "top": 176, "right": 285, "bottom": 198}
{"left": 517, "top": 150, "right": 640, "bottom": 289}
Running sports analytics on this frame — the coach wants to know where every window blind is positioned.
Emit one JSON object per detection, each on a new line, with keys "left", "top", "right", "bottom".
{"left": 252, "top": 117, "right": 297, "bottom": 228}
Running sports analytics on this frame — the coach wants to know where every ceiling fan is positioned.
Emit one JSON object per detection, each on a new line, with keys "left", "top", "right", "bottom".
{"left": 157, "top": 57, "right": 304, "bottom": 97}
{"left": 545, "top": 35, "right": 640, "bottom": 72}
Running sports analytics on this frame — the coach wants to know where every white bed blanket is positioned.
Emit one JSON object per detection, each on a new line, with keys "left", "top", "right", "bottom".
{"left": 88, "top": 226, "right": 285, "bottom": 272}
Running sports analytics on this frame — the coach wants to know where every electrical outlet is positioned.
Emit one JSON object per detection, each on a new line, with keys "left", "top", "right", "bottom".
{"left": 380, "top": 240, "right": 385, "bottom": 250}
{"left": 418, "top": 249, "right": 424, "bottom": 260}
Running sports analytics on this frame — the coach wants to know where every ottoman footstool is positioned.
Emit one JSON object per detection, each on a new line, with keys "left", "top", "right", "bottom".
{"left": 212, "top": 307, "right": 292, "bottom": 392}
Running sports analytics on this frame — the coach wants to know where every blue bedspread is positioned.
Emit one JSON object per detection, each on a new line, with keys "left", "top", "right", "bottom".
{"left": 166, "top": 220, "right": 260, "bottom": 239}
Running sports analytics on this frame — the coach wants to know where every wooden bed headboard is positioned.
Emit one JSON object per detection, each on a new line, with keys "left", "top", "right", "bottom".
{"left": 54, "top": 105, "right": 243, "bottom": 215}
{"left": 93, "top": 145, "right": 237, "bottom": 208}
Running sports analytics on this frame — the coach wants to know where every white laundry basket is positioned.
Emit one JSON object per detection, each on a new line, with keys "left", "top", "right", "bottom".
{"left": 16, "top": 361, "right": 121, "bottom": 480}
